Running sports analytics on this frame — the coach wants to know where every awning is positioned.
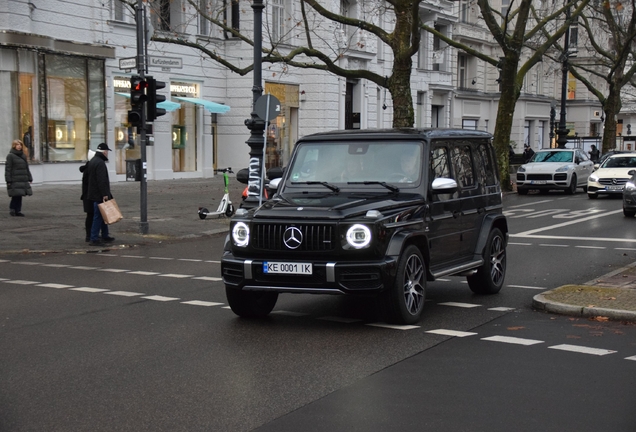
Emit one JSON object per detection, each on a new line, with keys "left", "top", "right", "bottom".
{"left": 173, "top": 97, "right": 231, "bottom": 114}
{"left": 115, "top": 92, "right": 181, "bottom": 112}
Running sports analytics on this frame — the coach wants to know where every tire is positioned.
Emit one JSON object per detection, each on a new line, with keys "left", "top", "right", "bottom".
{"left": 225, "top": 287, "right": 278, "bottom": 318}
{"left": 624, "top": 207, "right": 636, "bottom": 218}
{"left": 225, "top": 203, "right": 235, "bottom": 217}
{"left": 588, "top": 193, "right": 598, "bottom": 199}
{"left": 198, "top": 207, "right": 208, "bottom": 220}
{"left": 467, "top": 228, "right": 506, "bottom": 295}
{"left": 383, "top": 245, "right": 426, "bottom": 325}
{"left": 565, "top": 174, "right": 577, "bottom": 195}
{"left": 517, "top": 188, "right": 529, "bottom": 195}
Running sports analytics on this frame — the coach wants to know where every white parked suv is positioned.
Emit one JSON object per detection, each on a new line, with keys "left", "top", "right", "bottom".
{"left": 516, "top": 148, "right": 594, "bottom": 195}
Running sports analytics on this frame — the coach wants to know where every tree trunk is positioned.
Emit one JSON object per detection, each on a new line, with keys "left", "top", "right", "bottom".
{"left": 602, "top": 88, "right": 622, "bottom": 153}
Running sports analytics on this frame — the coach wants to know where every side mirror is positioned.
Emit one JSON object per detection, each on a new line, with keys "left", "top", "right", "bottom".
{"left": 628, "top": 170, "right": 636, "bottom": 176}
{"left": 268, "top": 178, "right": 282, "bottom": 191}
{"left": 431, "top": 177, "right": 458, "bottom": 194}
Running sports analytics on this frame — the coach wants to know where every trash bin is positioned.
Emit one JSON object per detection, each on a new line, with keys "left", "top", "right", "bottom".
{"left": 126, "top": 159, "right": 142, "bottom": 182}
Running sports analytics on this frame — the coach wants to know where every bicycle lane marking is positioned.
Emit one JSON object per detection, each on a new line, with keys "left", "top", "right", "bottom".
{"left": 511, "top": 209, "right": 626, "bottom": 241}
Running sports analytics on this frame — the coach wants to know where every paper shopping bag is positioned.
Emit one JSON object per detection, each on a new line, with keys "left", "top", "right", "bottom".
{"left": 98, "top": 199, "right": 123, "bottom": 224}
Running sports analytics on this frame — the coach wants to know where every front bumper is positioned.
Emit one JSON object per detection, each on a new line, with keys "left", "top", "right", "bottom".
{"left": 516, "top": 173, "right": 571, "bottom": 190}
{"left": 624, "top": 189, "right": 636, "bottom": 210}
{"left": 587, "top": 181, "right": 626, "bottom": 195}
{"left": 221, "top": 252, "right": 397, "bottom": 295}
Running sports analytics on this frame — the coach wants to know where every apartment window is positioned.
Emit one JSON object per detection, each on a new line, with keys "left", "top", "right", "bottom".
{"left": 224, "top": 0, "right": 240, "bottom": 37}
{"left": 524, "top": 120, "right": 531, "bottom": 146}
{"left": 462, "top": 119, "right": 478, "bottom": 130}
{"left": 432, "top": 25, "right": 447, "bottom": 72}
{"left": 272, "top": 0, "right": 285, "bottom": 42}
{"left": 417, "top": 29, "right": 427, "bottom": 69}
{"left": 501, "top": 0, "right": 510, "bottom": 18}
{"left": 199, "top": 0, "right": 212, "bottom": 36}
{"left": 113, "top": 0, "right": 133, "bottom": 22}
{"left": 458, "top": 54, "right": 467, "bottom": 88}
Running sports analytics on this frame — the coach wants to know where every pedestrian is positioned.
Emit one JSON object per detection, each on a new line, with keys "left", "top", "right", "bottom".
{"left": 79, "top": 150, "right": 96, "bottom": 242}
{"left": 589, "top": 144, "right": 600, "bottom": 163}
{"left": 85, "top": 143, "right": 115, "bottom": 246}
{"left": 5, "top": 139, "right": 33, "bottom": 217}
{"left": 523, "top": 144, "right": 535, "bottom": 163}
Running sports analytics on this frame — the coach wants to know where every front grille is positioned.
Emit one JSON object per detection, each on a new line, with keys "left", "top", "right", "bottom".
{"left": 554, "top": 173, "right": 567, "bottom": 181}
{"left": 252, "top": 223, "right": 336, "bottom": 252}
{"left": 599, "top": 178, "right": 629, "bottom": 186}
{"left": 516, "top": 173, "right": 526, "bottom": 181}
{"left": 527, "top": 174, "right": 553, "bottom": 181}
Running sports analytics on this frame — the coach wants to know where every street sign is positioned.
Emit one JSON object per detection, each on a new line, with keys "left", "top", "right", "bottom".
{"left": 148, "top": 56, "right": 183, "bottom": 69}
{"left": 255, "top": 94, "right": 281, "bottom": 121}
{"left": 119, "top": 57, "right": 137, "bottom": 70}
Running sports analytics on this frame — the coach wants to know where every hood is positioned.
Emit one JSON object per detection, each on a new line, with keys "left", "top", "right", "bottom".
{"left": 593, "top": 167, "right": 635, "bottom": 178}
{"left": 253, "top": 192, "right": 424, "bottom": 220}
{"left": 521, "top": 162, "right": 574, "bottom": 173}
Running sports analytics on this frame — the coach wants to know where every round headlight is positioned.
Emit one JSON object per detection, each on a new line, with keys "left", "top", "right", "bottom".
{"left": 232, "top": 222, "right": 250, "bottom": 247}
{"left": 346, "top": 224, "right": 372, "bottom": 249}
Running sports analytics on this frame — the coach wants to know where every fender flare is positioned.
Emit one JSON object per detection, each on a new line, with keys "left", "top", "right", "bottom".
{"left": 386, "top": 231, "right": 432, "bottom": 278}
{"left": 474, "top": 214, "right": 508, "bottom": 256}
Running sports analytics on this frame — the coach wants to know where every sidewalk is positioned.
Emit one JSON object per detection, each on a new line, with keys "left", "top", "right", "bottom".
{"left": 1, "top": 176, "right": 634, "bottom": 322}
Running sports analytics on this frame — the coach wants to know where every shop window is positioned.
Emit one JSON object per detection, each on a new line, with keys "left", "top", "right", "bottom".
{"left": 171, "top": 82, "right": 198, "bottom": 173}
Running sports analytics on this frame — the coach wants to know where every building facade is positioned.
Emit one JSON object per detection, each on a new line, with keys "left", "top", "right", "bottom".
{"left": 0, "top": 0, "right": 623, "bottom": 187}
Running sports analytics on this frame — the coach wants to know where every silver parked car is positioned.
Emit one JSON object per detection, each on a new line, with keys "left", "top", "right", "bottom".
{"left": 516, "top": 149, "right": 594, "bottom": 195}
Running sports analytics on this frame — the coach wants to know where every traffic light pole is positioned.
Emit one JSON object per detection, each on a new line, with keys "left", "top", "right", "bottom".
{"left": 136, "top": 0, "right": 149, "bottom": 234}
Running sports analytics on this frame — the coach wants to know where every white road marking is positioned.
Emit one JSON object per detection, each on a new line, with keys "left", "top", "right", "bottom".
{"left": 318, "top": 316, "right": 362, "bottom": 323}
{"left": 506, "top": 199, "right": 555, "bottom": 208}
{"left": 99, "top": 268, "right": 130, "bottom": 273}
{"left": 616, "top": 248, "right": 636, "bottom": 251}
{"left": 513, "top": 234, "right": 636, "bottom": 243}
{"left": 488, "top": 307, "right": 516, "bottom": 311}
{"left": 0, "top": 259, "right": 10, "bottom": 263}
{"left": 3, "top": 280, "right": 40, "bottom": 285}
{"left": 271, "top": 310, "right": 309, "bottom": 317}
{"left": 121, "top": 255, "right": 145, "bottom": 259}
{"left": 539, "top": 244, "right": 569, "bottom": 247}
{"left": 11, "top": 261, "right": 40, "bottom": 265}
{"left": 548, "top": 344, "right": 617, "bottom": 356}
{"left": 426, "top": 329, "right": 477, "bottom": 337}
{"left": 514, "top": 210, "right": 623, "bottom": 236}
{"left": 70, "top": 287, "right": 110, "bottom": 293}
{"left": 149, "top": 257, "right": 174, "bottom": 260}
{"left": 436, "top": 278, "right": 451, "bottom": 282}
{"left": 0, "top": 278, "right": 9, "bottom": 281}
{"left": 481, "top": 336, "right": 544, "bottom": 346}
{"left": 159, "top": 273, "right": 194, "bottom": 278}
{"left": 575, "top": 245, "right": 606, "bottom": 249}
{"left": 181, "top": 300, "right": 224, "bottom": 307}
{"left": 205, "top": 260, "right": 221, "bottom": 264}
{"left": 128, "top": 271, "right": 161, "bottom": 276}
{"left": 507, "top": 285, "right": 546, "bottom": 290}
{"left": 625, "top": 355, "right": 636, "bottom": 361}
{"left": 438, "top": 302, "right": 481, "bottom": 308}
{"left": 41, "top": 264, "right": 71, "bottom": 268}
{"left": 508, "top": 242, "right": 532, "bottom": 246}
{"left": 37, "top": 283, "right": 74, "bottom": 289}
{"left": 142, "top": 295, "right": 180, "bottom": 302}
{"left": 192, "top": 276, "right": 222, "bottom": 281}
{"left": 178, "top": 259, "right": 203, "bottom": 262}
{"left": 70, "top": 266, "right": 97, "bottom": 270}
{"left": 104, "top": 291, "right": 144, "bottom": 297}
{"left": 221, "top": 306, "right": 232, "bottom": 309}
{"left": 367, "top": 323, "right": 419, "bottom": 330}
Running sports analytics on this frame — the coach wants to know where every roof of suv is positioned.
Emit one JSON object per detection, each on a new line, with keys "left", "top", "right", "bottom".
{"left": 298, "top": 128, "right": 493, "bottom": 142}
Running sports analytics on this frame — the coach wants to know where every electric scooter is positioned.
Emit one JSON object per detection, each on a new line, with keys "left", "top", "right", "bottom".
{"left": 198, "top": 167, "right": 235, "bottom": 219}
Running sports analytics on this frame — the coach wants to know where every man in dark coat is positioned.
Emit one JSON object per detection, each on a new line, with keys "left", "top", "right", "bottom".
{"left": 5, "top": 139, "right": 33, "bottom": 216}
{"left": 85, "top": 143, "right": 115, "bottom": 246}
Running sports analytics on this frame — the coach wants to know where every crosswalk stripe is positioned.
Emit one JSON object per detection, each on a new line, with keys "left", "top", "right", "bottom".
{"left": 159, "top": 273, "right": 194, "bottom": 278}
{"left": 625, "top": 355, "right": 636, "bottom": 361}
{"left": 99, "top": 268, "right": 130, "bottom": 273}
{"left": 3, "top": 280, "right": 40, "bottom": 285}
{"left": 104, "top": 291, "right": 144, "bottom": 297}
{"left": 181, "top": 300, "right": 224, "bottom": 307}
{"left": 367, "top": 323, "right": 419, "bottom": 330}
{"left": 548, "top": 344, "right": 617, "bottom": 356}
{"left": 192, "top": 276, "right": 222, "bottom": 281}
{"left": 37, "top": 283, "right": 74, "bottom": 289}
{"left": 70, "top": 287, "right": 110, "bottom": 293}
{"left": 128, "top": 271, "right": 161, "bottom": 276}
{"left": 481, "top": 336, "right": 544, "bottom": 346}
{"left": 438, "top": 302, "right": 481, "bottom": 308}
{"left": 426, "top": 329, "right": 477, "bottom": 337}
{"left": 142, "top": 295, "right": 180, "bottom": 302}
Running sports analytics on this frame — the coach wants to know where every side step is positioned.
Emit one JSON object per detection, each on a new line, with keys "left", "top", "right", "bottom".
{"left": 431, "top": 260, "right": 483, "bottom": 279}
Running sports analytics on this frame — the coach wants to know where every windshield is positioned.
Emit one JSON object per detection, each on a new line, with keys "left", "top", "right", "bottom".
{"left": 287, "top": 141, "right": 422, "bottom": 186}
{"left": 601, "top": 156, "right": 636, "bottom": 168}
{"left": 531, "top": 151, "right": 574, "bottom": 163}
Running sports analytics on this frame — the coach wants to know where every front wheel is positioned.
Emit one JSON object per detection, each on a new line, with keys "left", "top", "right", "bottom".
{"left": 225, "top": 203, "right": 235, "bottom": 217}
{"left": 225, "top": 287, "right": 278, "bottom": 318}
{"left": 383, "top": 245, "right": 426, "bottom": 325}
{"left": 467, "top": 228, "right": 506, "bottom": 294}
{"left": 198, "top": 207, "right": 208, "bottom": 220}
{"left": 565, "top": 174, "right": 577, "bottom": 195}
{"left": 624, "top": 207, "right": 636, "bottom": 218}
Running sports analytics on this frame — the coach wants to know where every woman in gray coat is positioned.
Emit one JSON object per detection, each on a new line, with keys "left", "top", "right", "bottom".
{"left": 5, "top": 139, "right": 33, "bottom": 216}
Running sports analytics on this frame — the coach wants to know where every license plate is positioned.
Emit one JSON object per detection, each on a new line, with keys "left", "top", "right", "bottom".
{"left": 530, "top": 180, "right": 547, "bottom": 185}
{"left": 607, "top": 185, "right": 623, "bottom": 191}
{"left": 263, "top": 262, "right": 313, "bottom": 275}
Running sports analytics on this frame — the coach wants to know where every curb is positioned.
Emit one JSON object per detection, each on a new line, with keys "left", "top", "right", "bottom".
{"left": 532, "top": 293, "right": 636, "bottom": 321}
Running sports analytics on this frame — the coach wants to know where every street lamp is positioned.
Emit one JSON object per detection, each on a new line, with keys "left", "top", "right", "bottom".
{"left": 549, "top": 101, "right": 556, "bottom": 147}
{"left": 242, "top": 0, "right": 265, "bottom": 209}
{"left": 556, "top": 4, "right": 572, "bottom": 149}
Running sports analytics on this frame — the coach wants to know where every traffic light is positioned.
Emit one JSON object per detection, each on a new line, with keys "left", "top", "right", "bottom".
{"left": 146, "top": 76, "right": 167, "bottom": 122}
{"left": 128, "top": 75, "right": 147, "bottom": 126}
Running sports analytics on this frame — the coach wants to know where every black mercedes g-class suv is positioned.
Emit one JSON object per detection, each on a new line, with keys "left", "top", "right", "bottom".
{"left": 222, "top": 129, "right": 508, "bottom": 324}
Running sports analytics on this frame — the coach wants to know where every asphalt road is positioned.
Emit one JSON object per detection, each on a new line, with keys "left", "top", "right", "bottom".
{"left": 1, "top": 191, "right": 635, "bottom": 431}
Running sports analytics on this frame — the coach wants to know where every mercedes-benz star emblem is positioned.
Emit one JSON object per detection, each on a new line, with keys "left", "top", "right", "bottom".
{"left": 613, "top": 178, "right": 618, "bottom": 185}
{"left": 283, "top": 227, "right": 303, "bottom": 249}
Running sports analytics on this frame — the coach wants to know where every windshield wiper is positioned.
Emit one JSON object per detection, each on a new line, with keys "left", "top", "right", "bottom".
{"left": 348, "top": 181, "right": 400, "bottom": 193}
{"left": 293, "top": 181, "right": 340, "bottom": 193}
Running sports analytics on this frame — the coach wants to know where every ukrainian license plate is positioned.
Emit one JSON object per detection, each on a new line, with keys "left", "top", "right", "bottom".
{"left": 607, "top": 185, "right": 623, "bottom": 191}
{"left": 263, "top": 262, "right": 313, "bottom": 275}
{"left": 530, "top": 180, "right": 547, "bottom": 185}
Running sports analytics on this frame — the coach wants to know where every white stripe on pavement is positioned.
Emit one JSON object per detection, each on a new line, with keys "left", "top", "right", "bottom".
{"left": 181, "top": 300, "right": 224, "bottom": 307}
{"left": 3, "top": 280, "right": 40, "bottom": 285}
{"left": 507, "top": 285, "right": 546, "bottom": 290}
{"left": 438, "top": 302, "right": 481, "bottom": 308}
{"left": 142, "top": 295, "right": 180, "bottom": 302}
{"left": 367, "top": 323, "right": 419, "bottom": 330}
{"left": 426, "top": 329, "right": 477, "bottom": 337}
{"left": 37, "top": 283, "right": 74, "bottom": 289}
{"left": 128, "top": 271, "right": 161, "bottom": 276}
{"left": 104, "top": 291, "right": 144, "bottom": 297}
{"left": 481, "top": 336, "right": 544, "bottom": 346}
{"left": 159, "top": 273, "right": 194, "bottom": 278}
{"left": 70, "top": 287, "right": 110, "bottom": 293}
{"left": 99, "top": 268, "right": 130, "bottom": 273}
{"left": 192, "top": 276, "right": 222, "bottom": 281}
{"left": 548, "top": 344, "right": 617, "bottom": 356}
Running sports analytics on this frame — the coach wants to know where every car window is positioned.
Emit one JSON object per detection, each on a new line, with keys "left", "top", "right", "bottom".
{"left": 604, "top": 156, "right": 636, "bottom": 168}
{"left": 532, "top": 151, "right": 574, "bottom": 163}
{"left": 451, "top": 144, "right": 475, "bottom": 189}
{"left": 475, "top": 142, "right": 497, "bottom": 187}
{"left": 576, "top": 150, "right": 589, "bottom": 162}
{"left": 430, "top": 145, "right": 455, "bottom": 201}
